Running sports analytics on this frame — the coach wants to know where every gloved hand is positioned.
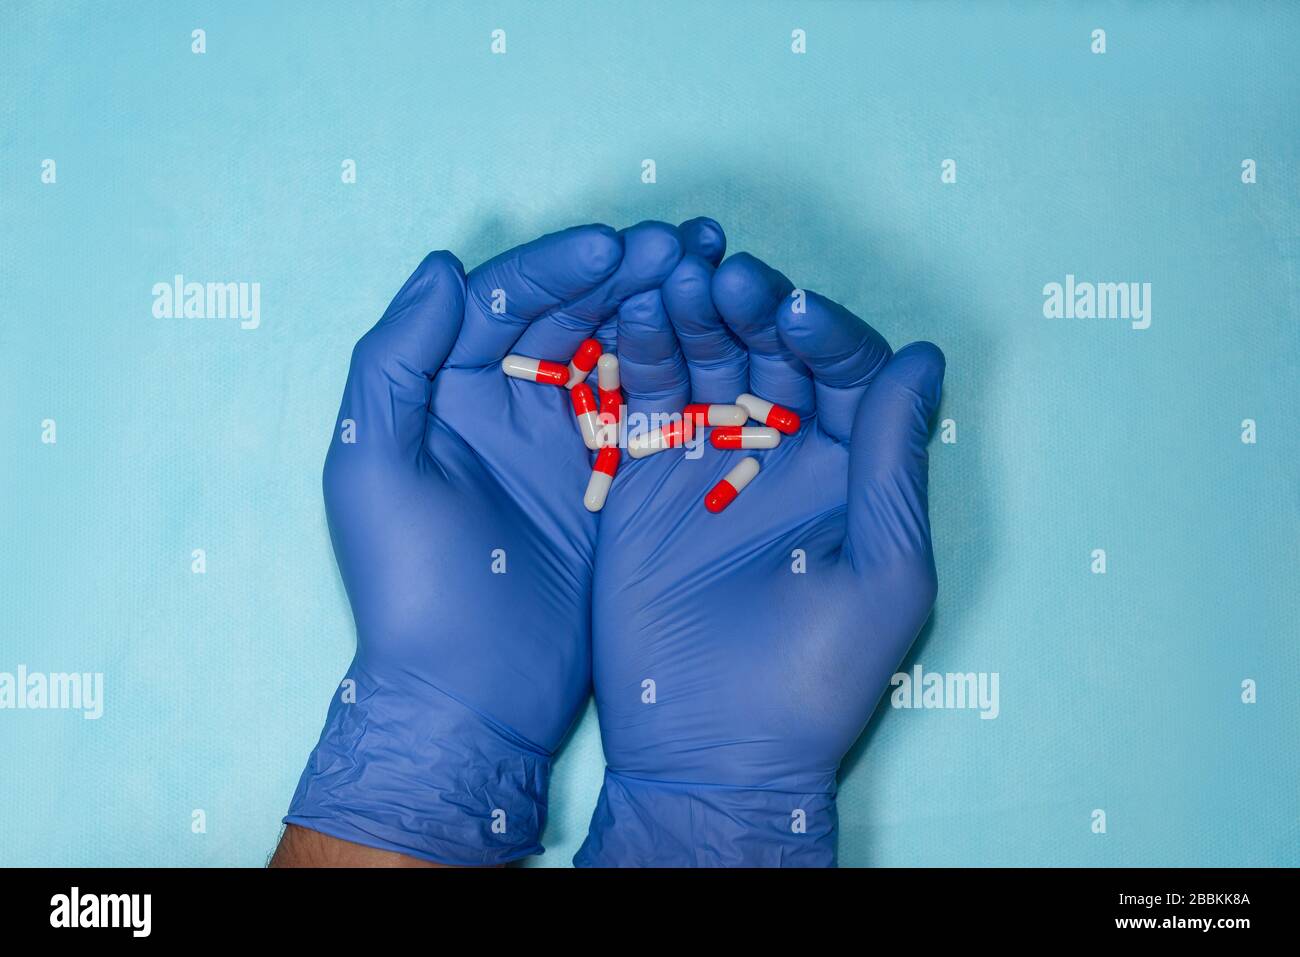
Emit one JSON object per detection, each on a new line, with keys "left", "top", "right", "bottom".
{"left": 285, "top": 219, "right": 721, "bottom": 865}
{"left": 576, "top": 251, "right": 945, "bottom": 866}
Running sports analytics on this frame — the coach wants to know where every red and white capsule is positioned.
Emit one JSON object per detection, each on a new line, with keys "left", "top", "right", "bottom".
{"left": 597, "top": 354, "right": 623, "bottom": 424}
{"left": 736, "top": 393, "right": 801, "bottom": 435}
{"left": 571, "top": 384, "right": 604, "bottom": 450}
{"left": 566, "top": 338, "right": 603, "bottom": 389}
{"left": 705, "top": 457, "right": 760, "bottom": 513}
{"left": 584, "top": 447, "right": 620, "bottom": 512}
{"left": 627, "top": 416, "right": 695, "bottom": 459}
{"left": 710, "top": 426, "right": 781, "bottom": 450}
{"left": 683, "top": 403, "right": 748, "bottom": 427}
{"left": 502, "top": 354, "right": 569, "bottom": 386}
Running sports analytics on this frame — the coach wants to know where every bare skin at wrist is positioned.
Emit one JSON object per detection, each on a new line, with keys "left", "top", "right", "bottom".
{"left": 269, "top": 824, "right": 462, "bottom": 868}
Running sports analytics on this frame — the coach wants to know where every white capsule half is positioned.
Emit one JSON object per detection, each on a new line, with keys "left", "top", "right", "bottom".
{"left": 584, "top": 469, "right": 613, "bottom": 512}
{"left": 735, "top": 392, "right": 775, "bottom": 424}
{"left": 595, "top": 418, "right": 620, "bottom": 449}
{"left": 597, "top": 353, "right": 621, "bottom": 391}
{"left": 685, "top": 403, "right": 747, "bottom": 426}
{"left": 723, "top": 456, "right": 760, "bottom": 491}
{"left": 626, "top": 430, "right": 663, "bottom": 459}
{"left": 577, "top": 411, "right": 603, "bottom": 450}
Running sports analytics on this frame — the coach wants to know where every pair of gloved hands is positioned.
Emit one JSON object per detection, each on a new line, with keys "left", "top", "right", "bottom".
{"left": 284, "top": 218, "right": 945, "bottom": 867}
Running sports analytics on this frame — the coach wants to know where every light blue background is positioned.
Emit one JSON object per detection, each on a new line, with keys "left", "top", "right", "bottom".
{"left": 3, "top": 1, "right": 1297, "bottom": 866}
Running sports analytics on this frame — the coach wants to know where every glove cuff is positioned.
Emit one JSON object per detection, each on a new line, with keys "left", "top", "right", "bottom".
{"left": 573, "top": 769, "right": 837, "bottom": 867}
{"left": 284, "top": 661, "right": 549, "bottom": 866}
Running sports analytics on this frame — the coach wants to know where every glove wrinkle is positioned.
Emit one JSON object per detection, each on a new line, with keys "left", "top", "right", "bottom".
{"left": 574, "top": 771, "right": 837, "bottom": 867}
{"left": 286, "top": 663, "right": 549, "bottom": 867}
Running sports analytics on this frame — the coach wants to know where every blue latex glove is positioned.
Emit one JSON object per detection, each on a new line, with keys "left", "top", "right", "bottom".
{"left": 576, "top": 251, "right": 945, "bottom": 866}
{"left": 284, "top": 219, "right": 716, "bottom": 865}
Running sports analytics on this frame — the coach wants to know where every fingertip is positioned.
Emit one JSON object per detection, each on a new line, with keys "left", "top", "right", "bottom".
{"left": 392, "top": 250, "right": 466, "bottom": 315}
{"left": 620, "top": 221, "right": 684, "bottom": 281}
{"left": 678, "top": 216, "right": 726, "bottom": 265}
{"left": 413, "top": 250, "right": 467, "bottom": 295}
{"left": 711, "top": 253, "right": 790, "bottom": 318}
{"left": 894, "top": 341, "right": 947, "bottom": 398}
{"left": 419, "top": 249, "right": 466, "bottom": 276}
{"left": 897, "top": 340, "right": 945, "bottom": 367}
{"left": 570, "top": 224, "right": 624, "bottom": 282}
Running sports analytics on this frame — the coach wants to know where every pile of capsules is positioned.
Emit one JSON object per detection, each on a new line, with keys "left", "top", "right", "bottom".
{"left": 502, "top": 340, "right": 800, "bottom": 514}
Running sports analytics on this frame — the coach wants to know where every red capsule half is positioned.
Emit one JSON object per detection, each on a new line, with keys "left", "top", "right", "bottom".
{"left": 704, "top": 457, "right": 760, "bottom": 513}
{"left": 566, "top": 339, "right": 603, "bottom": 388}
{"left": 502, "top": 355, "right": 569, "bottom": 386}
{"left": 736, "top": 392, "right": 801, "bottom": 435}
{"left": 593, "top": 445, "right": 620, "bottom": 477}
{"left": 571, "top": 384, "right": 603, "bottom": 449}
{"left": 705, "top": 482, "right": 738, "bottom": 513}
{"left": 599, "top": 388, "right": 623, "bottom": 421}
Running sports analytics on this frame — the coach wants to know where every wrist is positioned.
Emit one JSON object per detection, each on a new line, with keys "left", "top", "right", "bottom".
{"left": 285, "top": 659, "right": 549, "bottom": 866}
{"left": 574, "top": 769, "right": 837, "bottom": 867}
